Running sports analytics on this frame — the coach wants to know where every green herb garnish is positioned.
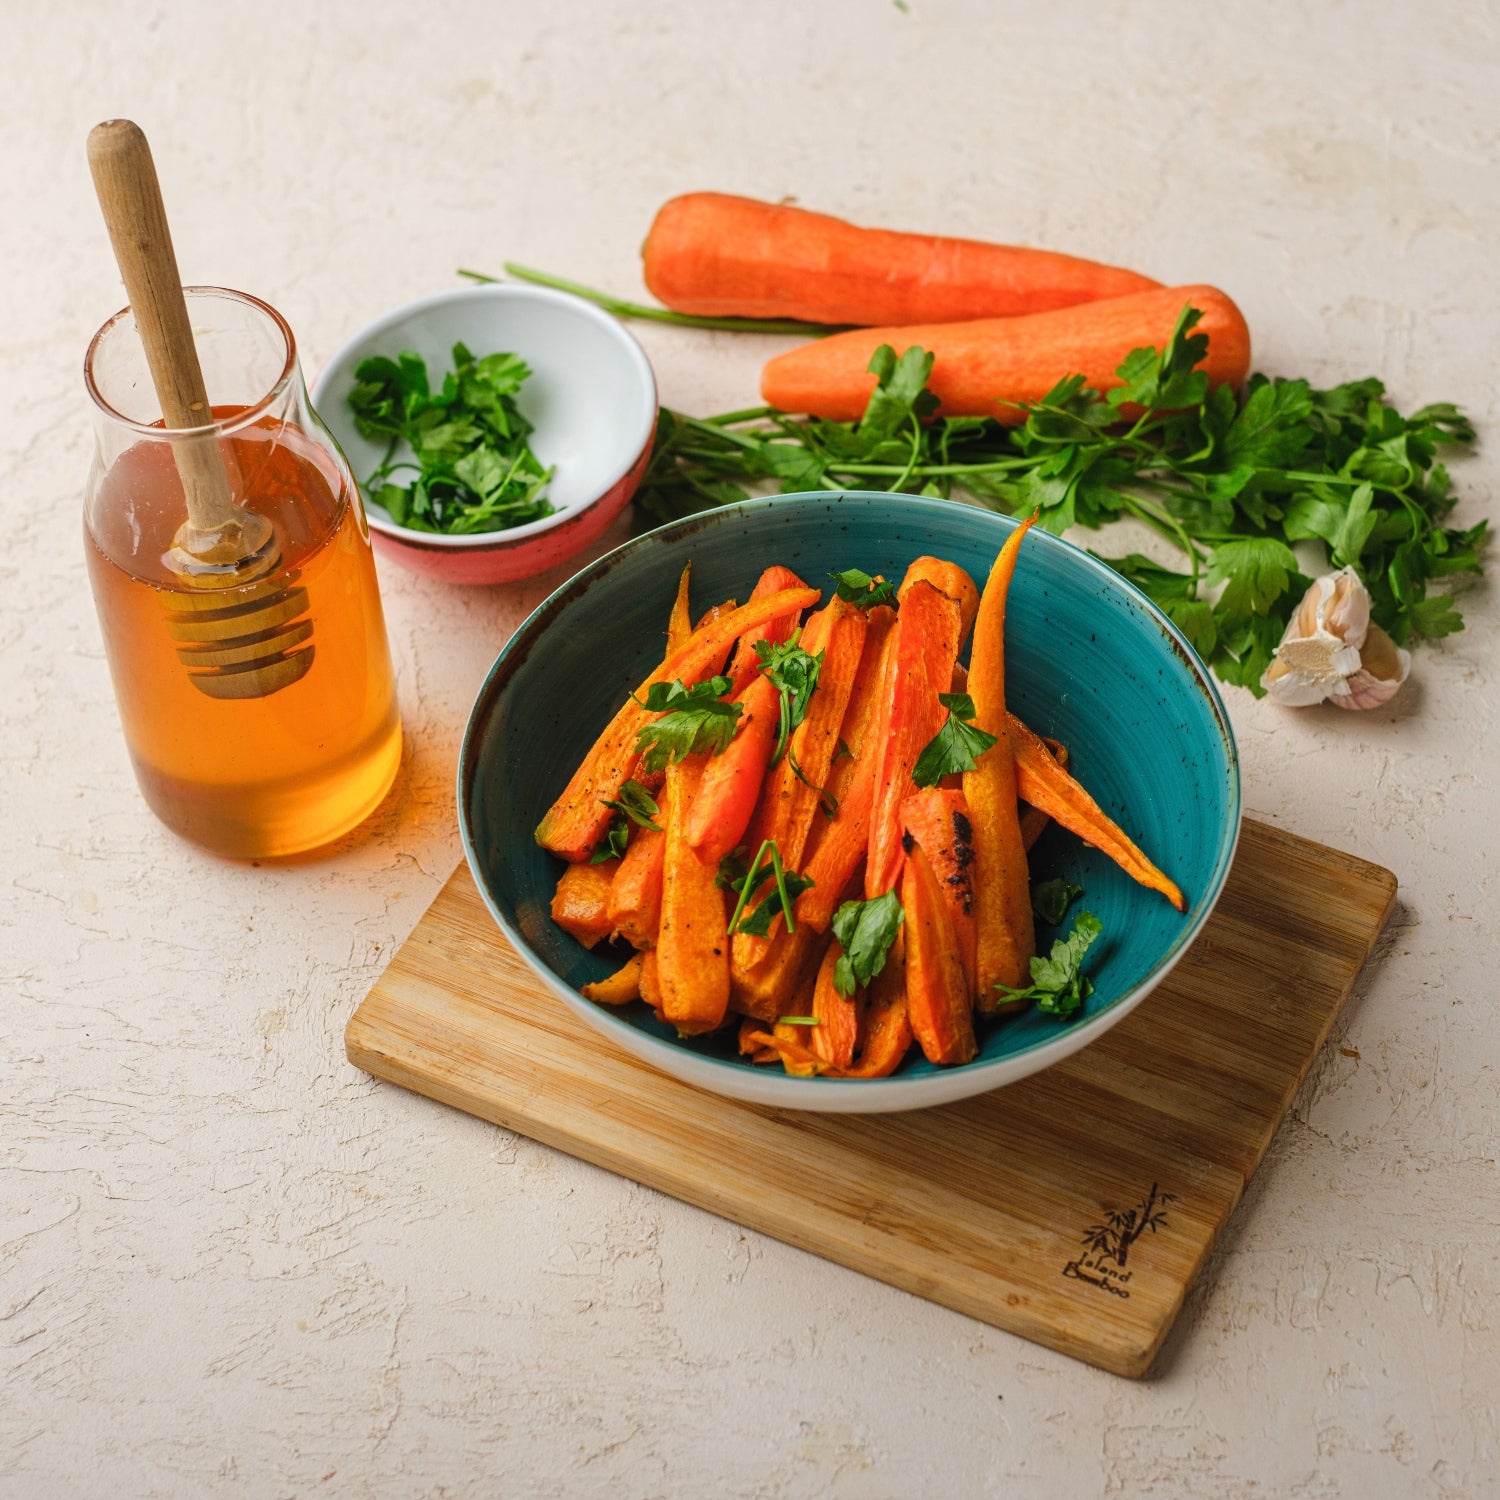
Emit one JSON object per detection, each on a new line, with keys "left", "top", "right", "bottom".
{"left": 830, "top": 891, "right": 904, "bottom": 997}
{"left": 634, "top": 311, "right": 1481, "bottom": 693}
{"left": 589, "top": 816, "right": 630, "bottom": 865}
{"left": 995, "top": 911, "right": 1103, "bottom": 1017}
{"left": 347, "top": 342, "right": 554, "bottom": 534}
{"left": 778, "top": 1016, "right": 819, "bottom": 1026}
{"left": 1031, "top": 877, "right": 1085, "bottom": 927}
{"left": 911, "top": 692, "right": 998, "bottom": 788}
{"left": 601, "top": 779, "right": 661, "bottom": 832}
{"left": 829, "top": 568, "right": 897, "bottom": 610}
{"left": 756, "top": 634, "right": 823, "bottom": 767}
{"left": 726, "top": 838, "right": 813, "bottom": 937}
{"left": 633, "top": 677, "right": 741, "bottom": 773}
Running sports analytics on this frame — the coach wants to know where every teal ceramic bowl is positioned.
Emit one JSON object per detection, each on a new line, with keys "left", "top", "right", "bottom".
{"left": 459, "top": 493, "right": 1240, "bottom": 1113}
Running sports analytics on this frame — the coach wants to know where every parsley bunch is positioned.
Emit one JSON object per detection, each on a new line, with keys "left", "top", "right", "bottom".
{"left": 347, "top": 342, "right": 554, "bottom": 534}
{"left": 635, "top": 312, "right": 1481, "bottom": 694}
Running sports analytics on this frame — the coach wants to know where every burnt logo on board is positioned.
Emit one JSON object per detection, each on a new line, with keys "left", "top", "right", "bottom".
{"left": 1062, "top": 1182, "right": 1175, "bottom": 1300}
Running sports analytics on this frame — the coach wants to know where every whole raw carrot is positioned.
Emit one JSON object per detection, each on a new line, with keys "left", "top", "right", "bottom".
{"left": 964, "top": 517, "right": 1036, "bottom": 1000}
{"left": 642, "top": 193, "right": 1158, "bottom": 326}
{"left": 761, "top": 285, "right": 1251, "bottom": 422}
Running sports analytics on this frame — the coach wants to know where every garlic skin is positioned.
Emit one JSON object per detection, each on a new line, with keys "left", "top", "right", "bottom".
{"left": 1261, "top": 567, "right": 1411, "bottom": 710}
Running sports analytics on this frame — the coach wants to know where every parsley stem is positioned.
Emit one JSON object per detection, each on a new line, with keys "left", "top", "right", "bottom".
{"left": 727, "top": 840, "right": 772, "bottom": 935}
{"left": 458, "top": 265, "right": 845, "bottom": 337}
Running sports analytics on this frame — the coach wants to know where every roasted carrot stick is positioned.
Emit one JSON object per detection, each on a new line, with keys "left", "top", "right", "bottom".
{"left": 729, "top": 920, "right": 824, "bottom": 1024}
{"left": 657, "top": 754, "right": 731, "bottom": 1034}
{"left": 550, "top": 861, "right": 619, "bottom": 949}
{"left": 902, "top": 842, "right": 978, "bottom": 1066}
{"left": 725, "top": 564, "right": 808, "bottom": 695}
{"left": 535, "top": 584, "right": 819, "bottom": 861}
{"left": 639, "top": 949, "right": 662, "bottom": 1016}
{"left": 807, "top": 941, "right": 859, "bottom": 1070}
{"left": 840, "top": 932, "right": 913, "bottom": 1078}
{"left": 741, "top": 595, "right": 867, "bottom": 872}
{"left": 901, "top": 787, "right": 978, "bottom": 997}
{"left": 866, "top": 579, "right": 964, "bottom": 898}
{"left": 580, "top": 952, "right": 645, "bottom": 1005}
{"left": 1007, "top": 713, "right": 1186, "bottom": 911}
{"left": 642, "top": 193, "right": 1159, "bottom": 325}
{"left": 667, "top": 562, "right": 693, "bottom": 653}
{"left": 795, "top": 758, "right": 876, "bottom": 933}
{"left": 899, "top": 556, "right": 980, "bottom": 642}
{"left": 686, "top": 673, "right": 779, "bottom": 866}
{"left": 964, "top": 517, "right": 1036, "bottom": 1002}
{"left": 1018, "top": 736, "right": 1069, "bottom": 852}
{"left": 606, "top": 826, "right": 666, "bottom": 949}
{"left": 762, "top": 285, "right": 1251, "bottom": 422}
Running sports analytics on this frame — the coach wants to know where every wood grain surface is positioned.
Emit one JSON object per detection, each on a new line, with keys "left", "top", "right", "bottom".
{"left": 346, "top": 817, "right": 1396, "bottom": 1378}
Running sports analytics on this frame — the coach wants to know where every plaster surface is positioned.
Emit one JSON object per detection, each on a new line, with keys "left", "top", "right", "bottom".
{"left": 2, "top": 2, "right": 1496, "bottom": 1495}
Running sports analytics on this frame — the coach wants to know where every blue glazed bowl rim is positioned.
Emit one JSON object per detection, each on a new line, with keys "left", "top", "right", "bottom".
{"left": 457, "top": 491, "right": 1242, "bottom": 1109}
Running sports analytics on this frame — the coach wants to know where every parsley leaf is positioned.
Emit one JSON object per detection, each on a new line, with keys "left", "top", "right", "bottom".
{"left": 830, "top": 568, "right": 897, "bottom": 610}
{"left": 725, "top": 838, "right": 813, "bottom": 937}
{"left": 633, "top": 677, "right": 741, "bottom": 773}
{"left": 912, "top": 692, "right": 999, "bottom": 788}
{"left": 830, "top": 892, "right": 904, "bottom": 997}
{"left": 994, "top": 911, "right": 1103, "bottom": 1017}
{"left": 1032, "top": 877, "right": 1084, "bottom": 926}
{"left": 348, "top": 343, "right": 554, "bottom": 534}
{"left": 756, "top": 634, "right": 823, "bottom": 767}
{"left": 601, "top": 778, "right": 661, "bottom": 832}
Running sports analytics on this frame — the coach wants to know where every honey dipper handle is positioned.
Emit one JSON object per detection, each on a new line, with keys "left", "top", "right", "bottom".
{"left": 87, "top": 120, "right": 237, "bottom": 535}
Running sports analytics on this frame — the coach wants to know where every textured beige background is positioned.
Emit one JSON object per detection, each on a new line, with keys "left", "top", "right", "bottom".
{"left": 3, "top": 2, "right": 1497, "bottom": 1496}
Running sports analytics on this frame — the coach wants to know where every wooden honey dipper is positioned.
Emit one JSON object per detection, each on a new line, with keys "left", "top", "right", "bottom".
{"left": 87, "top": 120, "right": 313, "bottom": 700}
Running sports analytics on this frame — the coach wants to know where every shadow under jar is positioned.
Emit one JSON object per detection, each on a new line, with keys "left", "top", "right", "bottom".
{"left": 84, "top": 287, "right": 402, "bottom": 858}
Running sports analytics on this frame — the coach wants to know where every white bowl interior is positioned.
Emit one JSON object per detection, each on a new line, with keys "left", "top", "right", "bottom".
{"left": 310, "top": 286, "right": 656, "bottom": 545}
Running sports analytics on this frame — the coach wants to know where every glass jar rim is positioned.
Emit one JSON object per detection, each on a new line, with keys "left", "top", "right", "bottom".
{"left": 84, "top": 285, "right": 299, "bottom": 439}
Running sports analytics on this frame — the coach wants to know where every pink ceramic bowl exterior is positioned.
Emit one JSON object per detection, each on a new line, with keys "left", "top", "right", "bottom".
{"left": 310, "top": 285, "right": 658, "bottom": 585}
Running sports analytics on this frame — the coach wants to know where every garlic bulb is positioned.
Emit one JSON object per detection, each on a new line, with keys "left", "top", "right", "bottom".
{"left": 1261, "top": 567, "right": 1410, "bottom": 710}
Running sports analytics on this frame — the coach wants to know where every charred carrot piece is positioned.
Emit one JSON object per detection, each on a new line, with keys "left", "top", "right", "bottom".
{"left": 686, "top": 673, "right": 779, "bottom": 866}
{"left": 667, "top": 562, "right": 693, "bottom": 653}
{"left": 550, "top": 860, "right": 619, "bottom": 949}
{"left": 865, "top": 579, "right": 965, "bottom": 897}
{"left": 965, "top": 517, "right": 1037, "bottom": 1002}
{"left": 901, "top": 787, "right": 978, "bottom": 996}
{"left": 606, "top": 826, "right": 666, "bottom": 949}
{"left": 535, "top": 584, "right": 819, "bottom": 861}
{"left": 657, "top": 753, "right": 731, "bottom": 1034}
{"left": 840, "top": 932, "right": 913, "bottom": 1078}
{"left": 1008, "top": 713, "right": 1187, "bottom": 911}
{"left": 902, "top": 843, "right": 978, "bottom": 1066}
{"left": 580, "top": 952, "right": 645, "bottom": 1005}
{"left": 807, "top": 941, "right": 859, "bottom": 1070}
{"left": 725, "top": 564, "right": 809, "bottom": 695}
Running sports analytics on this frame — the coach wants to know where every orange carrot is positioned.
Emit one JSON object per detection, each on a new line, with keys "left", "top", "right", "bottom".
{"left": 536, "top": 584, "right": 819, "bottom": 861}
{"left": 657, "top": 754, "right": 731, "bottom": 1034}
{"left": 965, "top": 517, "right": 1036, "bottom": 1001}
{"left": 641, "top": 193, "right": 1159, "bottom": 326}
{"left": 550, "top": 861, "right": 619, "bottom": 949}
{"left": 725, "top": 564, "right": 808, "bottom": 694}
{"left": 580, "top": 952, "right": 645, "bottom": 1005}
{"left": 795, "top": 757, "right": 875, "bottom": 933}
{"left": 667, "top": 562, "right": 693, "bottom": 653}
{"left": 902, "top": 842, "right": 977, "bottom": 1066}
{"left": 729, "top": 921, "right": 825, "bottom": 1024}
{"left": 899, "top": 556, "right": 979, "bottom": 642}
{"left": 807, "top": 941, "right": 859, "bottom": 1071}
{"left": 901, "top": 787, "right": 978, "bottom": 997}
{"left": 606, "top": 826, "right": 666, "bottom": 949}
{"left": 685, "top": 673, "right": 778, "bottom": 866}
{"left": 840, "top": 932, "right": 913, "bottom": 1078}
{"left": 1008, "top": 713, "right": 1186, "bottom": 911}
{"left": 1018, "top": 735, "right": 1069, "bottom": 852}
{"left": 742, "top": 593, "right": 868, "bottom": 876}
{"left": 866, "top": 579, "right": 964, "bottom": 898}
{"left": 639, "top": 949, "right": 662, "bottom": 1015}
{"left": 761, "top": 285, "right": 1251, "bottom": 422}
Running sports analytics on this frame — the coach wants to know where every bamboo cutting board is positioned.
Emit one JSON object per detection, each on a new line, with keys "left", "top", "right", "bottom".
{"left": 346, "top": 818, "right": 1395, "bottom": 1378}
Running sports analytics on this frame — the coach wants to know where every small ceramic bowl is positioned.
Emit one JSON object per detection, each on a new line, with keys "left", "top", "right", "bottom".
{"left": 459, "top": 492, "right": 1241, "bottom": 1113}
{"left": 310, "top": 284, "right": 657, "bottom": 584}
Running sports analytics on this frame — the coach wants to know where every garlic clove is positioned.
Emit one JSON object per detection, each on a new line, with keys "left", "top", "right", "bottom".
{"left": 1331, "top": 623, "right": 1410, "bottom": 711}
{"left": 1262, "top": 568, "right": 1409, "bottom": 710}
